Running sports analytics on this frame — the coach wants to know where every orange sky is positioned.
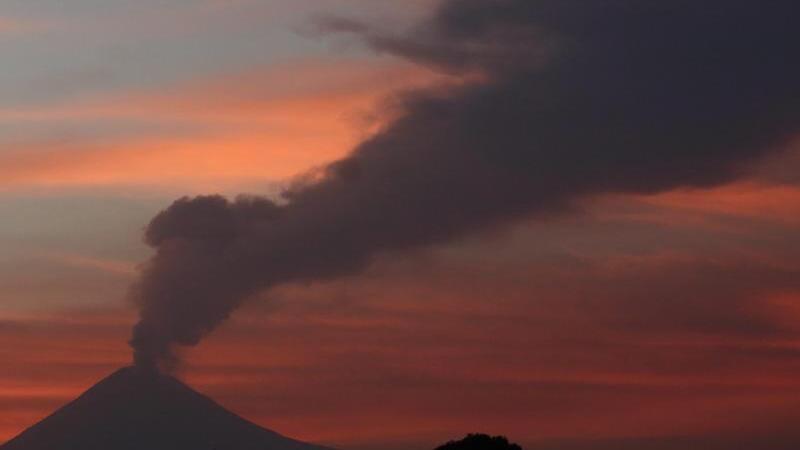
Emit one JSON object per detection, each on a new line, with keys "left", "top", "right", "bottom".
{"left": 0, "top": 58, "right": 446, "bottom": 191}
{"left": 2, "top": 1, "right": 800, "bottom": 449}
{"left": 2, "top": 173, "right": 800, "bottom": 448}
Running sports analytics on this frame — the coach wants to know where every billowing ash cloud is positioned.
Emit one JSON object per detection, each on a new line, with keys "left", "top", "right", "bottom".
{"left": 130, "top": 0, "right": 800, "bottom": 369}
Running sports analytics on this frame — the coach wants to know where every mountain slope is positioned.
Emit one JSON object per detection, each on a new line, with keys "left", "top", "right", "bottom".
{"left": 0, "top": 366, "right": 332, "bottom": 450}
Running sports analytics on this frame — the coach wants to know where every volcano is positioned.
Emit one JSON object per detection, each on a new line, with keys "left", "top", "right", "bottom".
{"left": 0, "top": 366, "right": 333, "bottom": 450}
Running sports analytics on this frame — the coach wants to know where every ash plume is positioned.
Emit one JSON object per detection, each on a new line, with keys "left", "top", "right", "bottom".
{"left": 130, "top": 0, "right": 800, "bottom": 369}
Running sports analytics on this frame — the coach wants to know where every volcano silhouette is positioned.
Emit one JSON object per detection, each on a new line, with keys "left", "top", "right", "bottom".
{"left": 0, "top": 366, "right": 333, "bottom": 450}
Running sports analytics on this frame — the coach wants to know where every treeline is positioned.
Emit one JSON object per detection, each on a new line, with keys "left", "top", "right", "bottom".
{"left": 434, "top": 434, "right": 522, "bottom": 450}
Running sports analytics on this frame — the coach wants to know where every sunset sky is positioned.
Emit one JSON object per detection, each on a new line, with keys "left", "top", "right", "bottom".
{"left": 2, "top": 1, "right": 800, "bottom": 449}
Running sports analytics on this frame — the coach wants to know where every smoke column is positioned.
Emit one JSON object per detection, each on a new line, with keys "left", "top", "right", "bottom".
{"left": 130, "top": 0, "right": 800, "bottom": 369}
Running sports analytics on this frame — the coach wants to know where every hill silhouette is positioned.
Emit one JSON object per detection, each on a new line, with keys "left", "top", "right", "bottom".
{"left": 0, "top": 366, "right": 332, "bottom": 450}
{"left": 435, "top": 434, "right": 523, "bottom": 450}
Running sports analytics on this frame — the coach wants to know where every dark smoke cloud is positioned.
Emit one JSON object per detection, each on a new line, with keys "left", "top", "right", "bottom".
{"left": 130, "top": 0, "right": 800, "bottom": 369}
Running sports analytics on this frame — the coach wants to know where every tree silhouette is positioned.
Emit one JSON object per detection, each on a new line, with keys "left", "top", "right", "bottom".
{"left": 434, "top": 434, "right": 522, "bottom": 450}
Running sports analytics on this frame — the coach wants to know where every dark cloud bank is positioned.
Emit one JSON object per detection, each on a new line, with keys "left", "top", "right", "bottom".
{"left": 130, "top": 0, "right": 800, "bottom": 369}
